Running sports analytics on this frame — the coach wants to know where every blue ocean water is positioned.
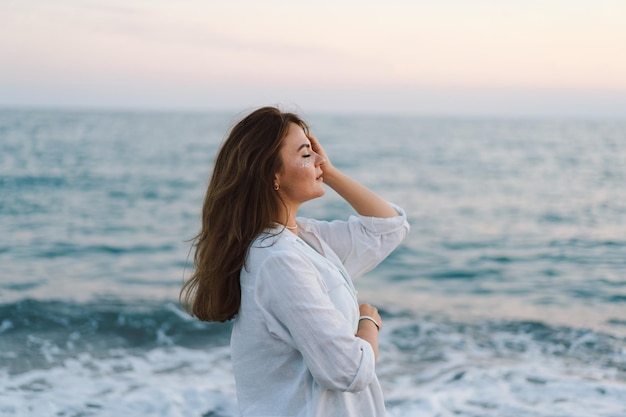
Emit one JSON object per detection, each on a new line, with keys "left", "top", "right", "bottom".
{"left": 1, "top": 109, "right": 625, "bottom": 416}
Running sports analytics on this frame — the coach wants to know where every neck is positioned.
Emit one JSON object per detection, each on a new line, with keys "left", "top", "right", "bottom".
{"left": 276, "top": 203, "right": 299, "bottom": 232}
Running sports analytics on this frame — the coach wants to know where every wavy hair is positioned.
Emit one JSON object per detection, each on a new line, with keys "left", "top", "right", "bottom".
{"left": 180, "top": 107, "right": 309, "bottom": 322}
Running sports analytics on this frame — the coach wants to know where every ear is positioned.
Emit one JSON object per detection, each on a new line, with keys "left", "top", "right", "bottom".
{"left": 273, "top": 173, "right": 281, "bottom": 190}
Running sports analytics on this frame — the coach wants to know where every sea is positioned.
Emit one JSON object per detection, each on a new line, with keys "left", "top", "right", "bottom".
{"left": 1, "top": 108, "right": 625, "bottom": 417}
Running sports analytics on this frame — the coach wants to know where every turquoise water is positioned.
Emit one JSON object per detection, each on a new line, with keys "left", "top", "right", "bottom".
{"left": 1, "top": 109, "right": 625, "bottom": 416}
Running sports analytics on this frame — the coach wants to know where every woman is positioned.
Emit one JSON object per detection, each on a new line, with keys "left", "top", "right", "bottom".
{"left": 181, "top": 106, "right": 409, "bottom": 417}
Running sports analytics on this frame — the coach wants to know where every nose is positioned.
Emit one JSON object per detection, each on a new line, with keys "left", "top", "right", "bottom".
{"left": 313, "top": 151, "right": 325, "bottom": 166}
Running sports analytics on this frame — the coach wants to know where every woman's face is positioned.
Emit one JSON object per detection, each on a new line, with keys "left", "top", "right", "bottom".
{"left": 275, "top": 123, "right": 325, "bottom": 207}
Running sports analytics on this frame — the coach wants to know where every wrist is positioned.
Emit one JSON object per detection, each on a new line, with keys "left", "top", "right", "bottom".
{"left": 320, "top": 165, "right": 342, "bottom": 187}
{"left": 358, "top": 315, "right": 381, "bottom": 331}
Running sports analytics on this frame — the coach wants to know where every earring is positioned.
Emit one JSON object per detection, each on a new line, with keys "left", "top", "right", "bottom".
{"left": 274, "top": 183, "right": 279, "bottom": 191}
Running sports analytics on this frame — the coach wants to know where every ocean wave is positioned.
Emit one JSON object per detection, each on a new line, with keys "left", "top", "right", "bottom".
{"left": 0, "top": 175, "right": 67, "bottom": 189}
{"left": 0, "top": 299, "right": 231, "bottom": 375}
{"left": 379, "top": 314, "right": 626, "bottom": 417}
{"left": 1, "top": 300, "right": 625, "bottom": 416}
{"left": 28, "top": 242, "right": 178, "bottom": 259}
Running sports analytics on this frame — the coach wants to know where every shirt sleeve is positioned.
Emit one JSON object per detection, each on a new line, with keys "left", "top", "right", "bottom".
{"left": 253, "top": 249, "right": 376, "bottom": 393}
{"left": 303, "top": 203, "right": 410, "bottom": 279}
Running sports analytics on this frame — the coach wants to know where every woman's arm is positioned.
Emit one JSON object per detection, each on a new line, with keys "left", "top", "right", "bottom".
{"left": 256, "top": 251, "right": 377, "bottom": 392}
{"left": 309, "top": 135, "right": 399, "bottom": 219}
{"left": 356, "top": 303, "right": 382, "bottom": 361}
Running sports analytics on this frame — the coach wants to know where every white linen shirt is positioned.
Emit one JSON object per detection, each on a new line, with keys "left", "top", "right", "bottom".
{"left": 231, "top": 204, "right": 409, "bottom": 417}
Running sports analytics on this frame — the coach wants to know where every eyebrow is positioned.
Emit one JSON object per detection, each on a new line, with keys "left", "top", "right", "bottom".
{"left": 297, "top": 144, "right": 311, "bottom": 151}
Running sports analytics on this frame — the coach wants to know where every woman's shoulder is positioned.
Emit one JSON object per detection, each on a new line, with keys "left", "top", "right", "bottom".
{"left": 247, "top": 229, "right": 299, "bottom": 260}
{"left": 295, "top": 216, "right": 335, "bottom": 234}
{"left": 243, "top": 231, "right": 317, "bottom": 281}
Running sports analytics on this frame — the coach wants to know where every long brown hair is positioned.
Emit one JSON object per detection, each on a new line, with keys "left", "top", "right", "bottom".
{"left": 180, "top": 107, "right": 309, "bottom": 322}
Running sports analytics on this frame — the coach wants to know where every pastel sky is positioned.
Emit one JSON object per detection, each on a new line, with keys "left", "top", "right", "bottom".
{"left": 1, "top": 0, "right": 625, "bottom": 117}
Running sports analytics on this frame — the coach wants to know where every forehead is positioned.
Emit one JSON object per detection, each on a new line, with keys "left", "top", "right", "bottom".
{"left": 282, "top": 123, "right": 310, "bottom": 150}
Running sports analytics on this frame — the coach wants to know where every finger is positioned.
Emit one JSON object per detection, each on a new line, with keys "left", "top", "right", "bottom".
{"left": 307, "top": 135, "right": 329, "bottom": 163}
{"left": 307, "top": 134, "right": 322, "bottom": 150}
{"left": 359, "top": 303, "right": 378, "bottom": 315}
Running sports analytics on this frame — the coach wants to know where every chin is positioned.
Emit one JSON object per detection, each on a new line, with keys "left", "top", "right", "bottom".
{"left": 311, "top": 189, "right": 325, "bottom": 200}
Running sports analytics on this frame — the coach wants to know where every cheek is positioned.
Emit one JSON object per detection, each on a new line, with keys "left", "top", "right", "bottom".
{"left": 279, "top": 160, "right": 309, "bottom": 179}
{"left": 280, "top": 166, "right": 316, "bottom": 193}
{"left": 290, "top": 161, "right": 316, "bottom": 179}
{"left": 293, "top": 166, "right": 315, "bottom": 182}
{"left": 294, "top": 158, "right": 312, "bottom": 169}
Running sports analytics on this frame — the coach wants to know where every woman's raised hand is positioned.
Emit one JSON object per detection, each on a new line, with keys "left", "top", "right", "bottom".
{"left": 308, "top": 134, "right": 332, "bottom": 169}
